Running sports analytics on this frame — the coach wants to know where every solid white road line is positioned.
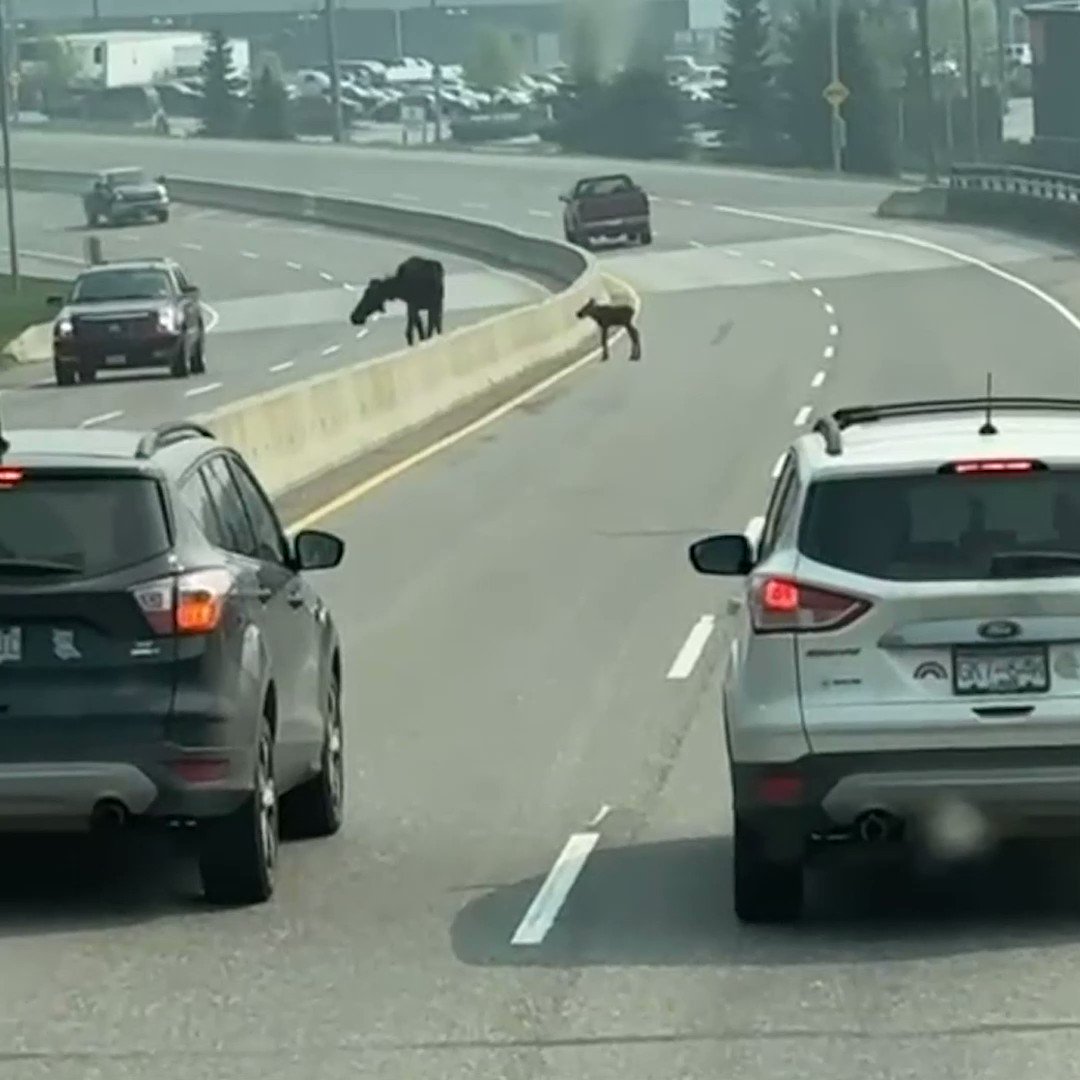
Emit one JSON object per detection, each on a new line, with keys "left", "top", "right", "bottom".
{"left": 79, "top": 410, "right": 123, "bottom": 428}
{"left": 771, "top": 451, "right": 787, "bottom": 479}
{"left": 794, "top": 404, "right": 812, "bottom": 426}
{"left": 811, "top": 370, "right": 826, "bottom": 388}
{"left": 270, "top": 361, "right": 294, "bottom": 373}
{"left": 184, "top": 381, "right": 222, "bottom": 398}
{"left": 511, "top": 831, "right": 600, "bottom": 946}
{"left": 200, "top": 302, "right": 220, "bottom": 333}
{"left": 666, "top": 615, "right": 716, "bottom": 680}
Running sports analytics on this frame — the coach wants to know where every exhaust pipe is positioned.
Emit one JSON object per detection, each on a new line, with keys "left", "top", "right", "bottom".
{"left": 855, "top": 809, "right": 901, "bottom": 843}
{"left": 90, "top": 798, "right": 128, "bottom": 831}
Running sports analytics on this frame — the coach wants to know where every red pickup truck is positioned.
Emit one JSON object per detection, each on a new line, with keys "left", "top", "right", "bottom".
{"left": 559, "top": 173, "right": 652, "bottom": 249}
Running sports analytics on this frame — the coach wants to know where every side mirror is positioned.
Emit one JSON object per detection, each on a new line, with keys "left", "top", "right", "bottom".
{"left": 155, "top": 175, "right": 167, "bottom": 184}
{"left": 181, "top": 284, "right": 199, "bottom": 296}
{"left": 46, "top": 295, "right": 65, "bottom": 308}
{"left": 688, "top": 534, "right": 753, "bottom": 576}
{"left": 293, "top": 529, "right": 344, "bottom": 571}
{"left": 558, "top": 193, "right": 569, "bottom": 203}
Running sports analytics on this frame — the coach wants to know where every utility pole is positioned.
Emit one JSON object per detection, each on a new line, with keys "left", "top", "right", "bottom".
{"left": 324, "top": 0, "right": 344, "bottom": 143}
{"left": 914, "top": 0, "right": 938, "bottom": 183}
{"left": 961, "top": 0, "right": 979, "bottom": 158}
{"left": 828, "top": 0, "right": 841, "bottom": 173}
{"left": 430, "top": 0, "right": 442, "bottom": 142}
{"left": 0, "top": 0, "right": 18, "bottom": 290}
{"left": 994, "top": 0, "right": 1007, "bottom": 93}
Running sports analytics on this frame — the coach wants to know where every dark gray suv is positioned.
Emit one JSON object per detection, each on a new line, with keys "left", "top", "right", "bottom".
{"left": 0, "top": 421, "right": 346, "bottom": 905}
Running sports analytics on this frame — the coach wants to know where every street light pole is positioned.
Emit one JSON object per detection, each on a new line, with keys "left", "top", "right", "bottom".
{"left": 914, "top": 0, "right": 938, "bottom": 183}
{"left": 961, "top": 0, "right": 979, "bottom": 158}
{"left": 430, "top": 0, "right": 442, "bottom": 142}
{"left": 0, "top": 0, "right": 19, "bottom": 290}
{"left": 828, "top": 0, "right": 841, "bottom": 173}
{"left": 324, "top": 0, "right": 344, "bottom": 144}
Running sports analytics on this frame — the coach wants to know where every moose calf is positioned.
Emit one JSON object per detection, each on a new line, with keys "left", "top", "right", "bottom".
{"left": 576, "top": 298, "right": 642, "bottom": 362}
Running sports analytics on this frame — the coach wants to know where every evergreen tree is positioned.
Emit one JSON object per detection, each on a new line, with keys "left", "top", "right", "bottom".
{"left": 717, "top": 0, "right": 782, "bottom": 159}
{"left": 247, "top": 53, "right": 292, "bottom": 140}
{"left": 199, "top": 29, "right": 240, "bottom": 138}
{"left": 464, "top": 26, "right": 523, "bottom": 94}
{"left": 779, "top": 1, "right": 896, "bottom": 174}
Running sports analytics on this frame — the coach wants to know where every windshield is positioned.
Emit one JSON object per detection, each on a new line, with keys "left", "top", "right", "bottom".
{"left": 800, "top": 470, "right": 1080, "bottom": 580}
{"left": 70, "top": 269, "right": 173, "bottom": 303}
{"left": 0, "top": 475, "right": 169, "bottom": 578}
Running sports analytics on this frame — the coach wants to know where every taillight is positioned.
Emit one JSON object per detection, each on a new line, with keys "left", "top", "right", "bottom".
{"left": 749, "top": 575, "right": 870, "bottom": 633}
{"left": 0, "top": 467, "right": 23, "bottom": 488}
{"left": 946, "top": 459, "right": 1042, "bottom": 474}
{"left": 131, "top": 568, "right": 233, "bottom": 636}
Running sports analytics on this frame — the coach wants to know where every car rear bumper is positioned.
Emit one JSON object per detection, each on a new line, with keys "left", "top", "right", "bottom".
{"left": 581, "top": 216, "right": 649, "bottom": 235}
{"left": 107, "top": 201, "right": 167, "bottom": 218}
{"left": 733, "top": 747, "right": 1080, "bottom": 852}
{"left": 0, "top": 747, "right": 255, "bottom": 832}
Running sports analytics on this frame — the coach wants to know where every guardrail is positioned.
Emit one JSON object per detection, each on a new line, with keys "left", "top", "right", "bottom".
{"left": 10, "top": 166, "right": 606, "bottom": 499}
{"left": 944, "top": 162, "right": 1080, "bottom": 233}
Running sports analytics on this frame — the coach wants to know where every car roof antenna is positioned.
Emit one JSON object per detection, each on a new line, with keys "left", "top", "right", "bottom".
{"left": 979, "top": 372, "right": 998, "bottom": 436}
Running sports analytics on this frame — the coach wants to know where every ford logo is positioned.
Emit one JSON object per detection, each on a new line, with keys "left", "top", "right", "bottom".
{"left": 978, "top": 619, "right": 1020, "bottom": 640}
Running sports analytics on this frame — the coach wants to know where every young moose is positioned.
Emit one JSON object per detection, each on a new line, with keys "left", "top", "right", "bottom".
{"left": 350, "top": 256, "right": 445, "bottom": 347}
{"left": 577, "top": 298, "right": 642, "bottom": 362}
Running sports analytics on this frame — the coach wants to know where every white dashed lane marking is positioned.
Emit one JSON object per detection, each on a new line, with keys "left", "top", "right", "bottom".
{"left": 666, "top": 615, "right": 717, "bottom": 680}
{"left": 811, "top": 370, "right": 826, "bottom": 388}
{"left": 794, "top": 404, "right": 812, "bottom": 427}
{"left": 511, "top": 832, "right": 600, "bottom": 946}
{"left": 184, "top": 381, "right": 223, "bottom": 398}
{"left": 79, "top": 410, "right": 124, "bottom": 428}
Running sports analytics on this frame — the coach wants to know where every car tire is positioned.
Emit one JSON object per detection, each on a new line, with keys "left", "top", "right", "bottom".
{"left": 640, "top": 227, "right": 653, "bottom": 246}
{"left": 76, "top": 364, "right": 96, "bottom": 384}
{"left": 733, "top": 815, "right": 804, "bottom": 924}
{"left": 157, "top": 210, "right": 170, "bottom": 223}
{"left": 280, "top": 668, "right": 345, "bottom": 840}
{"left": 189, "top": 339, "right": 206, "bottom": 375}
{"left": 55, "top": 362, "right": 75, "bottom": 387}
{"left": 199, "top": 715, "right": 278, "bottom": 906}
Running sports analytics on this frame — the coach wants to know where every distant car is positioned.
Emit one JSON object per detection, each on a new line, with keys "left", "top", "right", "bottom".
{"left": 83, "top": 167, "right": 170, "bottom": 227}
{"left": 0, "top": 419, "right": 346, "bottom": 904}
{"left": 559, "top": 173, "right": 651, "bottom": 249}
{"left": 50, "top": 257, "right": 207, "bottom": 386}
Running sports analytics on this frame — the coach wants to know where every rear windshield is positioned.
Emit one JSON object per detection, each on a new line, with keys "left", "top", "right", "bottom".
{"left": 576, "top": 175, "right": 634, "bottom": 197}
{"left": 0, "top": 475, "right": 169, "bottom": 579}
{"left": 799, "top": 470, "right": 1080, "bottom": 581}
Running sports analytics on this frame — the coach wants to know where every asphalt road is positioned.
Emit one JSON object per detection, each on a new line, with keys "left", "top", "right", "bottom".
{"left": 2, "top": 187, "right": 542, "bottom": 431}
{"left": 6, "top": 133, "right": 1080, "bottom": 1080}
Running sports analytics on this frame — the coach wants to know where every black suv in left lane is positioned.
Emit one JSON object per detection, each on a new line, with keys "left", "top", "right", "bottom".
{"left": 51, "top": 258, "right": 207, "bottom": 386}
{"left": 0, "top": 420, "right": 346, "bottom": 905}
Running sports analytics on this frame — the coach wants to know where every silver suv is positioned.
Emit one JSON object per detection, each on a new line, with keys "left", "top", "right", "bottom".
{"left": 691, "top": 397, "right": 1080, "bottom": 924}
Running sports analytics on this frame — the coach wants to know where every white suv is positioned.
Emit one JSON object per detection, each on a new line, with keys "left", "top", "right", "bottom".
{"left": 691, "top": 397, "right": 1080, "bottom": 924}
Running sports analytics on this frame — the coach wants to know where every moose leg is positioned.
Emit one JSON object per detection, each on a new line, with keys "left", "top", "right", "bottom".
{"left": 626, "top": 323, "right": 642, "bottom": 361}
{"left": 405, "top": 306, "right": 418, "bottom": 346}
{"left": 431, "top": 298, "right": 444, "bottom": 337}
{"left": 599, "top": 322, "right": 610, "bottom": 361}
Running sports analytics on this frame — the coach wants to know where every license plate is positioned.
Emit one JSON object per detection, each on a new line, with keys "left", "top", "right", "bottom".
{"left": 953, "top": 645, "right": 1049, "bottom": 696}
{"left": 105, "top": 354, "right": 126, "bottom": 366}
{"left": 0, "top": 627, "right": 22, "bottom": 664}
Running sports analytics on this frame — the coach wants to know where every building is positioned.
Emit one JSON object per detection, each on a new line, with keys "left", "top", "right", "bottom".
{"left": 1023, "top": 0, "right": 1080, "bottom": 141}
{"left": 21, "top": 0, "right": 692, "bottom": 71}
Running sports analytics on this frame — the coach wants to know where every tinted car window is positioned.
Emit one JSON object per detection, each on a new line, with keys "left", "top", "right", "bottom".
{"left": 179, "top": 471, "right": 227, "bottom": 549}
{"left": 200, "top": 457, "right": 257, "bottom": 558}
{"left": 0, "top": 474, "right": 169, "bottom": 578}
{"left": 71, "top": 269, "right": 173, "bottom": 303}
{"left": 226, "top": 457, "right": 289, "bottom": 565}
{"left": 799, "top": 470, "right": 1080, "bottom": 581}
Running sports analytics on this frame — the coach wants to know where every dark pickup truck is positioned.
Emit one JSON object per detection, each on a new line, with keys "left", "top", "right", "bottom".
{"left": 559, "top": 174, "right": 651, "bottom": 249}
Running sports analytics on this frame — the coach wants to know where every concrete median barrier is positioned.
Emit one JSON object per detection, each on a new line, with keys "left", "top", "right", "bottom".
{"left": 12, "top": 165, "right": 605, "bottom": 497}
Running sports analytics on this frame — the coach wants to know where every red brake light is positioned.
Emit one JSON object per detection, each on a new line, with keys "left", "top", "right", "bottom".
{"left": 131, "top": 569, "right": 233, "bottom": 636}
{"left": 751, "top": 575, "right": 870, "bottom": 633}
{"left": 949, "top": 459, "right": 1037, "bottom": 474}
{"left": 0, "top": 467, "right": 23, "bottom": 487}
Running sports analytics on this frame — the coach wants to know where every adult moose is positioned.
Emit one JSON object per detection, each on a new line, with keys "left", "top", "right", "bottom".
{"left": 349, "top": 256, "right": 445, "bottom": 346}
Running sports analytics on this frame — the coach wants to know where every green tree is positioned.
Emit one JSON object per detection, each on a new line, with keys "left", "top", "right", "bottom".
{"left": 199, "top": 28, "right": 241, "bottom": 138}
{"left": 19, "top": 36, "right": 79, "bottom": 113}
{"left": 247, "top": 54, "right": 292, "bottom": 141}
{"left": 563, "top": 0, "right": 604, "bottom": 85}
{"left": 717, "top": 0, "right": 783, "bottom": 159}
{"left": 464, "top": 25, "right": 523, "bottom": 93}
{"left": 780, "top": 0, "right": 896, "bottom": 174}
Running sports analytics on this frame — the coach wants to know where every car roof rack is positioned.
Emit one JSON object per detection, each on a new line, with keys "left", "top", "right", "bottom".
{"left": 135, "top": 421, "right": 215, "bottom": 459}
{"left": 811, "top": 396, "right": 1080, "bottom": 456}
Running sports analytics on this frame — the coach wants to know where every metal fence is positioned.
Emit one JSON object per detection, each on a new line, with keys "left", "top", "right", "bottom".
{"left": 949, "top": 163, "right": 1080, "bottom": 203}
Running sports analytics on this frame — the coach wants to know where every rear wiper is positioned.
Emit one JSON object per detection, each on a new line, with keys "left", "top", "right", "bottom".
{"left": 0, "top": 558, "right": 81, "bottom": 575}
{"left": 989, "top": 550, "right": 1080, "bottom": 577}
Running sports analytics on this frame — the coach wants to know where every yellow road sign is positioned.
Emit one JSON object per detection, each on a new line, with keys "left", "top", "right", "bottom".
{"left": 822, "top": 79, "right": 849, "bottom": 107}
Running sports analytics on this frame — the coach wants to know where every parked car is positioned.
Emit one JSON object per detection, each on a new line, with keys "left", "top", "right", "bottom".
{"left": 50, "top": 257, "right": 206, "bottom": 386}
{"left": 0, "top": 419, "right": 347, "bottom": 903}
{"left": 559, "top": 173, "right": 652, "bottom": 248}
{"left": 83, "top": 167, "right": 170, "bottom": 227}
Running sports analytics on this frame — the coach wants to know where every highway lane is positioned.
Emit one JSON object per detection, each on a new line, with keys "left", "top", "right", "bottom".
{"left": 2, "top": 189, "right": 543, "bottom": 431}
{"left": 6, "top": 134, "right": 1080, "bottom": 1080}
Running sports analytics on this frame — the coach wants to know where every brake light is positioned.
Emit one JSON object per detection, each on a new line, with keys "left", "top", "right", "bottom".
{"left": 750, "top": 575, "right": 870, "bottom": 633}
{"left": 131, "top": 568, "right": 233, "bottom": 636}
{"left": 0, "top": 467, "right": 23, "bottom": 488}
{"left": 949, "top": 459, "right": 1038, "bottom": 474}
